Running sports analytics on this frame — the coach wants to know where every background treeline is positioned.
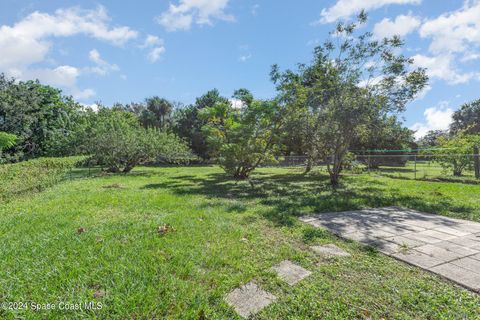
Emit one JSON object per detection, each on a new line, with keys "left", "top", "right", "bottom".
{"left": 1, "top": 12, "right": 479, "bottom": 185}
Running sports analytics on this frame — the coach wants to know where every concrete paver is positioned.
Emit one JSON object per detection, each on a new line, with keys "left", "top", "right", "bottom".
{"left": 310, "top": 244, "right": 351, "bottom": 258}
{"left": 225, "top": 281, "right": 277, "bottom": 318}
{"left": 300, "top": 207, "right": 480, "bottom": 293}
{"left": 271, "top": 260, "right": 312, "bottom": 285}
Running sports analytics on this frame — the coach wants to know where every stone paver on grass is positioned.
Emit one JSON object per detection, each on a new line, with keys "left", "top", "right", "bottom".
{"left": 271, "top": 260, "right": 312, "bottom": 285}
{"left": 310, "top": 244, "right": 351, "bottom": 258}
{"left": 300, "top": 207, "right": 480, "bottom": 293}
{"left": 225, "top": 281, "right": 277, "bottom": 318}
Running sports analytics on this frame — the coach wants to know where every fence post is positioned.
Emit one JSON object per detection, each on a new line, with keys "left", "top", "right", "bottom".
{"left": 474, "top": 144, "right": 480, "bottom": 179}
{"left": 414, "top": 154, "right": 417, "bottom": 180}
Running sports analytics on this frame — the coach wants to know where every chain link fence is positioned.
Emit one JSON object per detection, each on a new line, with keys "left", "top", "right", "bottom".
{"left": 272, "top": 149, "right": 480, "bottom": 183}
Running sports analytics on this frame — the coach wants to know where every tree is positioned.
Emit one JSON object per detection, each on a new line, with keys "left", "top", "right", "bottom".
{"left": 417, "top": 130, "right": 449, "bottom": 148}
{"left": 174, "top": 89, "right": 229, "bottom": 160}
{"left": 271, "top": 12, "right": 428, "bottom": 186}
{"left": 431, "top": 133, "right": 480, "bottom": 176}
{"left": 451, "top": 99, "right": 480, "bottom": 134}
{"left": 0, "top": 74, "right": 84, "bottom": 162}
{"left": 144, "top": 96, "right": 173, "bottom": 130}
{"left": 350, "top": 116, "right": 415, "bottom": 168}
{"left": 86, "top": 109, "right": 190, "bottom": 173}
{"left": 201, "top": 89, "right": 283, "bottom": 179}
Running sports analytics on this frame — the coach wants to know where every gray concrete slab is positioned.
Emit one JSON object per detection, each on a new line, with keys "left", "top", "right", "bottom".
{"left": 271, "top": 260, "right": 312, "bottom": 285}
{"left": 433, "top": 226, "right": 471, "bottom": 237}
{"left": 299, "top": 207, "right": 480, "bottom": 293}
{"left": 451, "top": 257, "right": 480, "bottom": 274}
{"left": 225, "top": 281, "right": 277, "bottom": 318}
{"left": 416, "top": 229, "right": 458, "bottom": 241}
{"left": 430, "top": 263, "right": 480, "bottom": 292}
{"left": 310, "top": 244, "right": 351, "bottom": 258}
{"left": 392, "top": 250, "right": 444, "bottom": 269}
{"left": 385, "top": 235, "right": 426, "bottom": 248}
{"left": 434, "top": 241, "right": 479, "bottom": 257}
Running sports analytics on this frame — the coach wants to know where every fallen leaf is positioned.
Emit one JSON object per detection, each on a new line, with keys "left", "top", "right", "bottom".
{"left": 158, "top": 224, "right": 175, "bottom": 236}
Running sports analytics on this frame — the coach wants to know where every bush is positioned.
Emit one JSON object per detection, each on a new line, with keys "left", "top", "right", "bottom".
{"left": 201, "top": 89, "right": 282, "bottom": 179}
{"left": 0, "top": 156, "right": 84, "bottom": 201}
{"left": 86, "top": 110, "right": 191, "bottom": 173}
{"left": 430, "top": 133, "right": 480, "bottom": 176}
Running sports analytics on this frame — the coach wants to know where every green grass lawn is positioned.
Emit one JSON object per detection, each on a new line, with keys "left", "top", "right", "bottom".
{"left": 1, "top": 166, "right": 479, "bottom": 319}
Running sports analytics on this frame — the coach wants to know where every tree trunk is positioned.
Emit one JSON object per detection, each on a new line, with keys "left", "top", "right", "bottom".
{"left": 329, "top": 170, "right": 340, "bottom": 186}
{"left": 233, "top": 166, "right": 251, "bottom": 180}
{"left": 304, "top": 157, "right": 313, "bottom": 174}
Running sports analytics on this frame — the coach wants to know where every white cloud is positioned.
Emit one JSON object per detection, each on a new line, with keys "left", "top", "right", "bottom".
{"left": 86, "top": 49, "right": 119, "bottom": 75}
{"left": 156, "top": 0, "right": 234, "bottom": 32}
{"left": 142, "top": 35, "right": 163, "bottom": 48}
{"left": 239, "top": 53, "right": 252, "bottom": 62}
{"left": 419, "top": 0, "right": 480, "bottom": 55}
{"left": 318, "top": 0, "right": 421, "bottom": 24}
{"left": 251, "top": 4, "right": 260, "bottom": 16}
{"left": 147, "top": 47, "right": 166, "bottom": 63}
{"left": 24, "top": 65, "right": 80, "bottom": 88}
{"left": 412, "top": 53, "right": 476, "bottom": 84}
{"left": 0, "top": 6, "right": 137, "bottom": 100}
{"left": 410, "top": 102, "right": 454, "bottom": 139}
{"left": 81, "top": 103, "right": 100, "bottom": 112}
{"left": 230, "top": 99, "right": 245, "bottom": 109}
{"left": 72, "top": 88, "right": 96, "bottom": 100}
{"left": 140, "top": 35, "right": 166, "bottom": 63}
{"left": 373, "top": 13, "right": 421, "bottom": 39}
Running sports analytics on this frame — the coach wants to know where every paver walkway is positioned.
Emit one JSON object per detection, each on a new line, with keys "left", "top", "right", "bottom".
{"left": 300, "top": 207, "right": 480, "bottom": 293}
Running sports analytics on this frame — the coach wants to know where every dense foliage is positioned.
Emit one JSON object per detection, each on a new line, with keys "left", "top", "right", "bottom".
{"left": 0, "top": 156, "right": 83, "bottom": 201}
{"left": 417, "top": 130, "right": 449, "bottom": 148}
{"left": 0, "top": 74, "right": 84, "bottom": 162}
{"left": 86, "top": 109, "right": 190, "bottom": 173}
{"left": 430, "top": 134, "right": 480, "bottom": 176}
{"left": 272, "top": 12, "right": 428, "bottom": 185}
{"left": 202, "top": 89, "right": 283, "bottom": 179}
{"left": 174, "top": 89, "right": 229, "bottom": 160}
{"left": 451, "top": 99, "right": 480, "bottom": 134}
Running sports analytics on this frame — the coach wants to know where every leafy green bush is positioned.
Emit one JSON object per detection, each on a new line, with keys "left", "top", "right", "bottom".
{"left": 0, "top": 156, "right": 84, "bottom": 201}
{"left": 430, "top": 133, "right": 480, "bottom": 176}
{"left": 86, "top": 109, "right": 191, "bottom": 173}
{"left": 201, "top": 89, "right": 283, "bottom": 179}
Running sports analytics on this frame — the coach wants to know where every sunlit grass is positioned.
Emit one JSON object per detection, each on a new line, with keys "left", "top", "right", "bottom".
{"left": 0, "top": 166, "right": 478, "bottom": 319}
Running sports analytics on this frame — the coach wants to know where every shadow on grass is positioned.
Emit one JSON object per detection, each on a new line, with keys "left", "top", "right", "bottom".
{"left": 141, "top": 170, "right": 476, "bottom": 226}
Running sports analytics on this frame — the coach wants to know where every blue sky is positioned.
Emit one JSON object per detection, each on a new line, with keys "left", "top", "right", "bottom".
{"left": 1, "top": 0, "right": 480, "bottom": 138}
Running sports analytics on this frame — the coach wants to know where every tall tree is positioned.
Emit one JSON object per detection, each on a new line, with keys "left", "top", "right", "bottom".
{"left": 272, "top": 12, "right": 428, "bottom": 186}
{"left": 144, "top": 96, "right": 174, "bottom": 130}
{"left": 174, "top": 89, "right": 229, "bottom": 160}
{"left": 451, "top": 99, "right": 480, "bottom": 134}
{"left": 417, "top": 130, "right": 449, "bottom": 148}
{"left": 0, "top": 74, "right": 84, "bottom": 162}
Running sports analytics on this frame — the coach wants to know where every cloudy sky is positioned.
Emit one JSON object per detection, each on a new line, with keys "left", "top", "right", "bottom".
{"left": 1, "top": 0, "right": 480, "bottom": 138}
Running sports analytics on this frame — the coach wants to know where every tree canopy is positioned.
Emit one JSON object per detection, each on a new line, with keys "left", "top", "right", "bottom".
{"left": 451, "top": 99, "right": 480, "bottom": 134}
{"left": 271, "top": 11, "right": 428, "bottom": 185}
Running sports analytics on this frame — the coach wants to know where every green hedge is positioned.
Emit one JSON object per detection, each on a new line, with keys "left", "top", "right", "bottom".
{"left": 0, "top": 157, "right": 84, "bottom": 201}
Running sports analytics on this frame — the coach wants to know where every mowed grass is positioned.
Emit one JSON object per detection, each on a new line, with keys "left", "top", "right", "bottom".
{"left": 0, "top": 166, "right": 479, "bottom": 319}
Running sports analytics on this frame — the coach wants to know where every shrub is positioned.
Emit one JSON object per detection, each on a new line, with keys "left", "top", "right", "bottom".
{"left": 201, "top": 89, "right": 283, "bottom": 179}
{"left": 431, "top": 133, "right": 480, "bottom": 176}
{"left": 0, "top": 156, "right": 84, "bottom": 201}
{"left": 86, "top": 110, "right": 191, "bottom": 173}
